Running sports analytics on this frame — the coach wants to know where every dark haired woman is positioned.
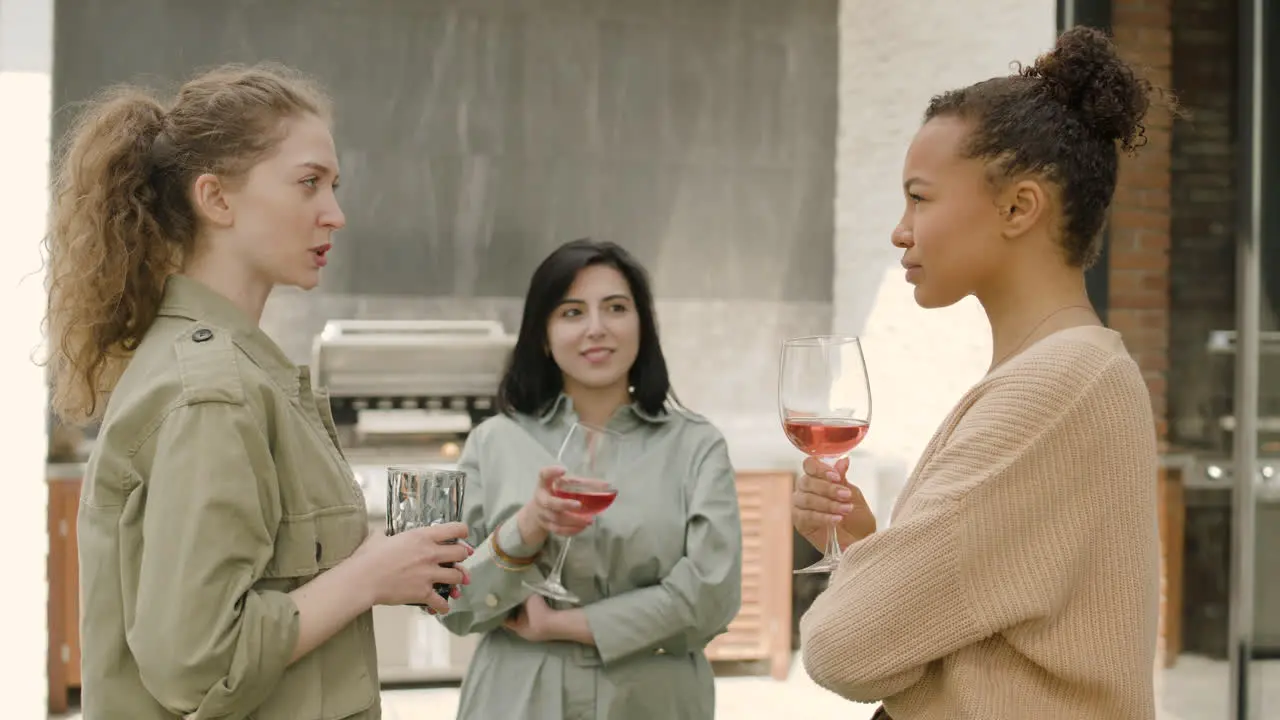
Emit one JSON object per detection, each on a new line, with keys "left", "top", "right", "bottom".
{"left": 439, "top": 238, "right": 743, "bottom": 719}
{"left": 792, "top": 27, "right": 1167, "bottom": 720}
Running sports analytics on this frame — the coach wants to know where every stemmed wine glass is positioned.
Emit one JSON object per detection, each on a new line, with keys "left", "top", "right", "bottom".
{"left": 522, "top": 423, "right": 620, "bottom": 605}
{"left": 779, "top": 335, "right": 872, "bottom": 574}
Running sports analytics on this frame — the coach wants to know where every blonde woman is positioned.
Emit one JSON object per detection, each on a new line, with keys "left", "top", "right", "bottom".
{"left": 45, "top": 65, "right": 468, "bottom": 719}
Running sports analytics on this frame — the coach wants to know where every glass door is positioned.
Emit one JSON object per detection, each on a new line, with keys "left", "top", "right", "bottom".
{"left": 1231, "top": 0, "right": 1275, "bottom": 716}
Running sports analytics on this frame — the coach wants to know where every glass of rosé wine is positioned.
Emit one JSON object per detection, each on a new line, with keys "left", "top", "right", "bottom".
{"left": 523, "top": 422, "right": 620, "bottom": 605}
{"left": 779, "top": 335, "right": 872, "bottom": 574}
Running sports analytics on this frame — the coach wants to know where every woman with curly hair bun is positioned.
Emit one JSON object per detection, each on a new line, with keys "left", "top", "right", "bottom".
{"left": 791, "top": 27, "right": 1172, "bottom": 720}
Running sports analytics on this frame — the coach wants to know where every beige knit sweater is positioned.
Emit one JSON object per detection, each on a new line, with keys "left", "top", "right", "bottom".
{"left": 801, "top": 326, "right": 1160, "bottom": 720}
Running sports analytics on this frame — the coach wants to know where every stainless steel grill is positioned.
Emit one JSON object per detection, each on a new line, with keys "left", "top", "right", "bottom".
{"left": 311, "top": 318, "right": 513, "bottom": 684}
{"left": 312, "top": 319, "right": 515, "bottom": 430}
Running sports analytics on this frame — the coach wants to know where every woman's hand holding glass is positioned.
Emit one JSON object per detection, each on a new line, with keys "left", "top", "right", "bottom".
{"left": 523, "top": 423, "right": 619, "bottom": 605}
{"left": 514, "top": 465, "right": 595, "bottom": 547}
{"left": 352, "top": 523, "right": 473, "bottom": 615}
{"left": 791, "top": 456, "right": 877, "bottom": 556}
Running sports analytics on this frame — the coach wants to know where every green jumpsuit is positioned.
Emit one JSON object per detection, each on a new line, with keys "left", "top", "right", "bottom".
{"left": 439, "top": 395, "right": 743, "bottom": 720}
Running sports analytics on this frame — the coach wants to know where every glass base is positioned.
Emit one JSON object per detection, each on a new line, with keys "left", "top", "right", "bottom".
{"left": 523, "top": 579, "right": 581, "bottom": 605}
{"left": 793, "top": 555, "right": 841, "bottom": 575}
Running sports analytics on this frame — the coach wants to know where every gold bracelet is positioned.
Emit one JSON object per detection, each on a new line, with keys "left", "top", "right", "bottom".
{"left": 490, "top": 521, "right": 538, "bottom": 568}
{"left": 493, "top": 553, "right": 534, "bottom": 574}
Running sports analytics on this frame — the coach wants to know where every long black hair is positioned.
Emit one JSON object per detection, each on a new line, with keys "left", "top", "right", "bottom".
{"left": 497, "top": 238, "right": 674, "bottom": 418}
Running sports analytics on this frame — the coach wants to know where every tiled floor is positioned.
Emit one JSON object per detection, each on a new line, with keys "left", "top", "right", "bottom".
{"left": 47, "top": 659, "right": 882, "bottom": 720}
{"left": 49, "top": 654, "right": 1280, "bottom": 719}
{"left": 1158, "top": 654, "right": 1280, "bottom": 720}
{"left": 376, "top": 660, "right": 879, "bottom": 720}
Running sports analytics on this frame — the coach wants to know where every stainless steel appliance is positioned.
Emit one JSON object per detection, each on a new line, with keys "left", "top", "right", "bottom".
{"left": 1196, "top": 331, "right": 1280, "bottom": 657}
{"left": 312, "top": 319, "right": 516, "bottom": 684}
{"left": 1183, "top": 456, "right": 1280, "bottom": 658}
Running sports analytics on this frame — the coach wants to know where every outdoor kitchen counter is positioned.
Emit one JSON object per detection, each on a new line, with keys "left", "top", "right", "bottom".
{"left": 46, "top": 462, "right": 85, "bottom": 714}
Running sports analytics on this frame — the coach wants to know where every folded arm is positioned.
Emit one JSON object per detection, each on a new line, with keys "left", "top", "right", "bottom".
{"left": 801, "top": 361, "right": 1138, "bottom": 702}
{"left": 581, "top": 436, "right": 744, "bottom": 665}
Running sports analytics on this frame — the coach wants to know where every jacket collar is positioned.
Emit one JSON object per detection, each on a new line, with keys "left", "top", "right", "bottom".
{"left": 156, "top": 274, "right": 301, "bottom": 396}
{"left": 537, "top": 392, "right": 673, "bottom": 433}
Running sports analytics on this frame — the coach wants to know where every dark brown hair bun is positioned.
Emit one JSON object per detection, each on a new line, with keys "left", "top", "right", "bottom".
{"left": 1023, "top": 26, "right": 1153, "bottom": 151}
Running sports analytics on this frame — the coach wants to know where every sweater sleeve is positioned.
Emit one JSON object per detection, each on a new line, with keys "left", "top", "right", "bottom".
{"left": 800, "top": 354, "right": 1154, "bottom": 703}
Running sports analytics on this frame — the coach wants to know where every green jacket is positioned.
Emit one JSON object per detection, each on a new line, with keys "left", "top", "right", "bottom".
{"left": 77, "top": 275, "right": 379, "bottom": 719}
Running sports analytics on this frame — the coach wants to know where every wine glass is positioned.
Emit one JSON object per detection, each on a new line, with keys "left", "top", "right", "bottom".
{"left": 522, "top": 423, "right": 620, "bottom": 605}
{"left": 780, "top": 335, "right": 872, "bottom": 574}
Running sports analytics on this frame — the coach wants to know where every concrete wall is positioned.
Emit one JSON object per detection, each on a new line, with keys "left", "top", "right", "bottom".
{"left": 51, "top": 0, "right": 842, "bottom": 474}
{"left": 833, "top": 0, "right": 1057, "bottom": 502}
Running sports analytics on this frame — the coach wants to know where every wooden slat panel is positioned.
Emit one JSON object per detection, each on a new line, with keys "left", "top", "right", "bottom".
{"left": 47, "top": 482, "right": 69, "bottom": 714}
{"left": 708, "top": 630, "right": 767, "bottom": 652}
{"left": 706, "top": 470, "right": 794, "bottom": 680}
{"left": 64, "top": 483, "right": 81, "bottom": 686}
{"left": 704, "top": 646, "right": 768, "bottom": 661}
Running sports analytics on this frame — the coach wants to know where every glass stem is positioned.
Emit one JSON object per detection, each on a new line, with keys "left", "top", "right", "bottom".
{"left": 547, "top": 536, "right": 573, "bottom": 585}
{"left": 824, "top": 454, "right": 844, "bottom": 561}
{"left": 825, "top": 521, "right": 843, "bottom": 561}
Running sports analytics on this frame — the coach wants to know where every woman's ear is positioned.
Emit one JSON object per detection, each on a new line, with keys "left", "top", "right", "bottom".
{"left": 998, "top": 178, "right": 1049, "bottom": 240}
{"left": 192, "top": 173, "right": 234, "bottom": 228}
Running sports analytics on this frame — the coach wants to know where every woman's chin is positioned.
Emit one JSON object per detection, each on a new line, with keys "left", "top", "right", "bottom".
{"left": 282, "top": 267, "right": 322, "bottom": 292}
{"left": 913, "top": 285, "right": 962, "bottom": 310}
{"left": 566, "top": 370, "right": 629, "bottom": 393}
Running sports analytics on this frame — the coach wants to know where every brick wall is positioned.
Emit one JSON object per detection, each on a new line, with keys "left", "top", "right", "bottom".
{"left": 1109, "top": 0, "right": 1243, "bottom": 674}
{"left": 1110, "top": 0, "right": 1174, "bottom": 444}
{"left": 1109, "top": 0, "right": 1175, "bottom": 684}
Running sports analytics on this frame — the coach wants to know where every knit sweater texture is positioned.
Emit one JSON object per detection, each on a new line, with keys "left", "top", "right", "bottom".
{"left": 800, "top": 326, "right": 1160, "bottom": 719}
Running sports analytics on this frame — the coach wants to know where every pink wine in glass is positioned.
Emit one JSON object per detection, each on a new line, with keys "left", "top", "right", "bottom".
{"left": 779, "top": 335, "right": 871, "bottom": 575}
{"left": 783, "top": 417, "right": 870, "bottom": 456}
{"left": 552, "top": 480, "right": 618, "bottom": 515}
{"left": 524, "top": 422, "right": 620, "bottom": 605}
